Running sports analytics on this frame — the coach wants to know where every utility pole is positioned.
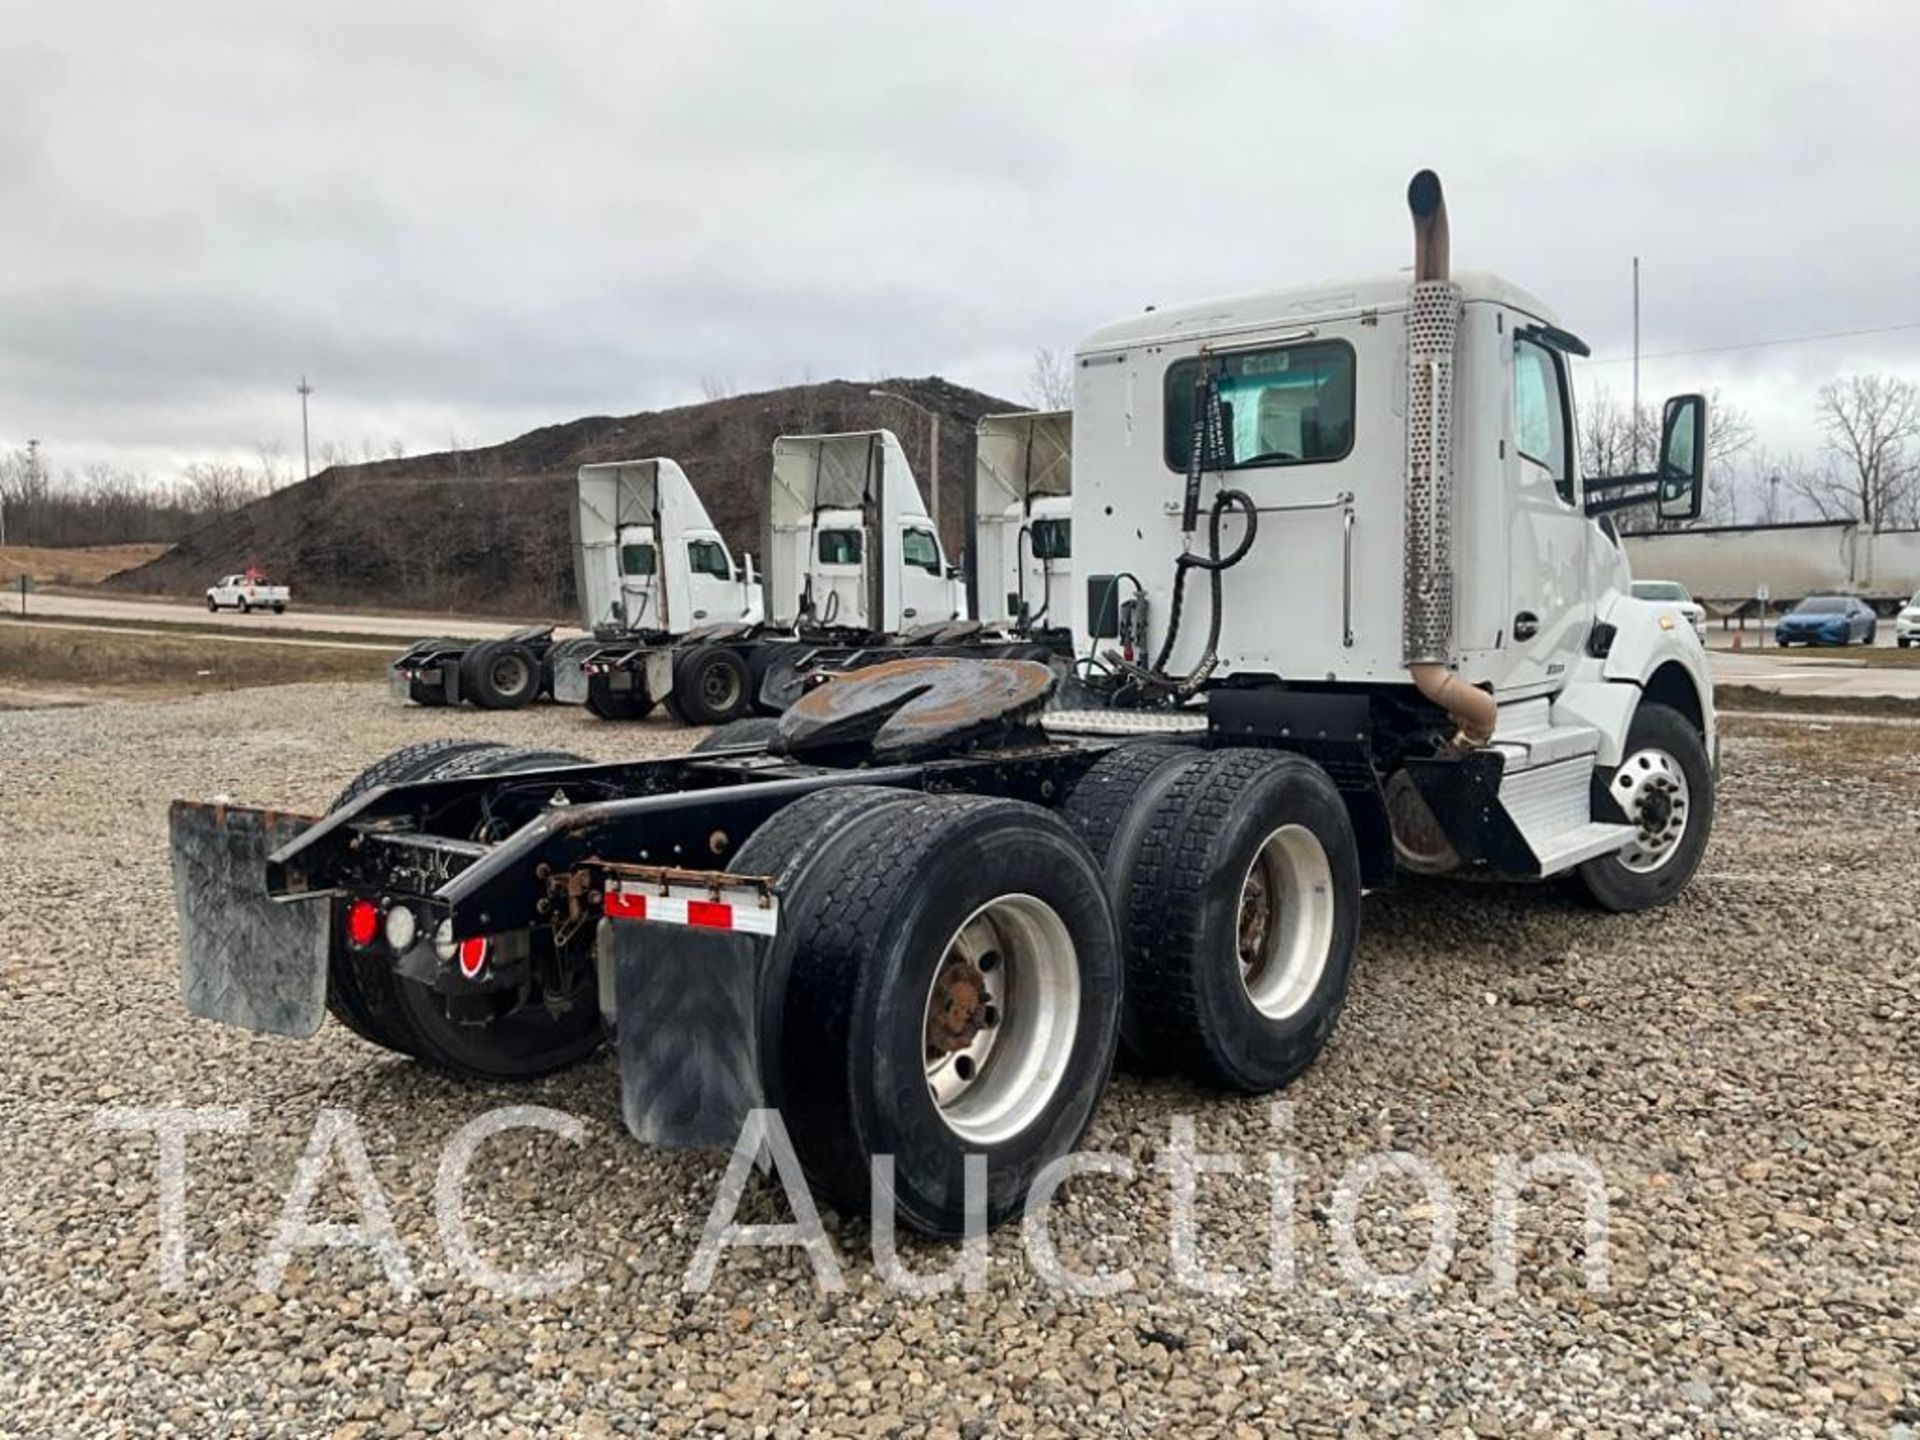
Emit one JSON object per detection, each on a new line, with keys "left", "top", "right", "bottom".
{"left": 868, "top": 389, "right": 942, "bottom": 537}
{"left": 297, "top": 376, "right": 313, "bottom": 480}
{"left": 1630, "top": 256, "right": 1641, "bottom": 472}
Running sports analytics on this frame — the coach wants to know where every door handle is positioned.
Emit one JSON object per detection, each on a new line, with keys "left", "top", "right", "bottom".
{"left": 1513, "top": 611, "right": 1539, "bottom": 642}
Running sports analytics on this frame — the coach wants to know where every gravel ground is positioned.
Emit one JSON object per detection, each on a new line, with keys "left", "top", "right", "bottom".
{"left": 1, "top": 684, "right": 1916, "bottom": 1438}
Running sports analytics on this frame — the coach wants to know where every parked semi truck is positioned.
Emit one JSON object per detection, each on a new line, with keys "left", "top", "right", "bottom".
{"left": 170, "top": 171, "right": 1716, "bottom": 1237}
{"left": 390, "top": 458, "right": 761, "bottom": 712}
{"left": 973, "top": 409, "right": 1073, "bottom": 636}
{"left": 572, "top": 428, "right": 1063, "bottom": 722}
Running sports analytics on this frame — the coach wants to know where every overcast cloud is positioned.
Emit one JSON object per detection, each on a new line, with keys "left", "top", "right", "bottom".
{"left": 4, "top": 0, "right": 1918, "bottom": 496}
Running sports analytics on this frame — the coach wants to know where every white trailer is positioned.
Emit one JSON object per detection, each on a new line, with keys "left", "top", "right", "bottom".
{"left": 973, "top": 410, "right": 1073, "bottom": 634}
{"left": 176, "top": 170, "right": 1718, "bottom": 1242}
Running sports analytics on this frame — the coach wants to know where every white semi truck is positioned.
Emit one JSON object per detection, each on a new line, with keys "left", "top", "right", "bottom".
{"left": 390, "top": 458, "right": 762, "bottom": 713}
{"left": 973, "top": 409, "right": 1073, "bottom": 636}
{"left": 172, "top": 171, "right": 1716, "bottom": 1239}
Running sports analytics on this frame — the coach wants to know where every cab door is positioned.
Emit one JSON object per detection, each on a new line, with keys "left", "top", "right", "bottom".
{"left": 1500, "top": 329, "right": 1593, "bottom": 695}
{"left": 683, "top": 535, "right": 736, "bottom": 622}
{"left": 898, "top": 522, "right": 953, "bottom": 623}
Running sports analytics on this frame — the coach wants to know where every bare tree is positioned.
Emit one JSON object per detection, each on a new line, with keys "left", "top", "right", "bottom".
{"left": 699, "top": 374, "right": 736, "bottom": 402}
{"left": 1787, "top": 374, "right": 1920, "bottom": 531}
{"left": 1027, "top": 347, "right": 1074, "bottom": 411}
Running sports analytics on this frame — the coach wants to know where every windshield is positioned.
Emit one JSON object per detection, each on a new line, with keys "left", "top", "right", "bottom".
{"left": 1632, "top": 581, "right": 1689, "bottom": 602}
{"left": 619, "top": 543, "right": 656, "bottom": 578}
{"left": 1793, "top": 597, "right": 1849, "bottom": 615}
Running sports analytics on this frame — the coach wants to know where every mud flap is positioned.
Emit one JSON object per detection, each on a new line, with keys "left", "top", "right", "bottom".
{"left": 605, "top": 917, "right": 765, "bottom": 1148}
{"left": 548, "top": 637, "right": 602, "bottom": 705}
{"left": 170, "top": 801, "right": 330, "bottom": 1038}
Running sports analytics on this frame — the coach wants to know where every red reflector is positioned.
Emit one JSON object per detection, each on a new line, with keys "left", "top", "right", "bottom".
{"left": 345, "top": 900, "right": 379, "bottom": 947}
{"left": 604, "top": 889, "right": 647, "bottom": 920}
{"left": 457, "top": 936, "right": 488, "bottom": 979}
{"left": 686, "top": 899, "right": 732, "bottom": 929}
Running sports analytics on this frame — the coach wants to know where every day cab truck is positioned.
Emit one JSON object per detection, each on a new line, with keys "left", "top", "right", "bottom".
{"left": 206, "top": 571, "right": 289, "bottom": 614}
{"left": 171, "top": 171, "right": 1716, "bottom": 1238}
{"left": 390, "top": 458, "right": 762, "bottom": 713}
{"left": 973, "top": 409, "right": 1074, "bottom": 638}
{"left": 572, "top": 428, "right": 1062, "bottom": 723}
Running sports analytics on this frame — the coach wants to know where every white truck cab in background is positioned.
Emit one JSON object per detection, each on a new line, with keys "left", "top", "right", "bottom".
{"left": 764, "top": 429, "right": 966, "bottom": 632}
{"left": 974, "top": 410, "right": 1074, "bottom": 633}
{"left": 574, "top": 458, "right": 763, "bottom": 633}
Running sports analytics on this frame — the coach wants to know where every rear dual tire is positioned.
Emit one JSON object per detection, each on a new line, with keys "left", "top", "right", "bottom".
{"left": 669, "top": 644, "right": 754, "bottom": 727}
{"left": 461, "top": 640, "right": 542, "bottom": 710}
{"left": 326, "top": 740, "right": 602, "bottom": 1079}
{"left": 739, "top": 791, "right": 1123, "bottom": 1236}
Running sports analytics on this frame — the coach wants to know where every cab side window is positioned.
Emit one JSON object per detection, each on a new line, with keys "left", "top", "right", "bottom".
{"left": 1513, "top": 335, "right": 1573, "bottom": 505}
{"left": 901, "top": 527, "right": 942, "bottom": 574}
{"left": 686, "top": 539, "right": 731, "bottom": 579}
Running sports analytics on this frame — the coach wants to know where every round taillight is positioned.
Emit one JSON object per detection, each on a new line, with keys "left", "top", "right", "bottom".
{"left": 383, "top": 904, "right": 418, "bottom": 953}
{"left": 457, "top": 936, "right": 489, "bottom": 979}
{"left": 345, "top": 899, "right": 379, "bottom": 947}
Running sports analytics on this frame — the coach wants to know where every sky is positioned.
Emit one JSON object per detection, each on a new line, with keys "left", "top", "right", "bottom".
{"left": 4, "top": 0, "right": 1918, "bottom": 508}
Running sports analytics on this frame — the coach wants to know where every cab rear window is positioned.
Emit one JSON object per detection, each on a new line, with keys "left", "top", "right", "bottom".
{"left": 1165, "top": 340, "right": 1355, "bottom": 472}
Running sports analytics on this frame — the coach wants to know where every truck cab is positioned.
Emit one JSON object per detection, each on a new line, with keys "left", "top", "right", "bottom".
{"left": 974, "top": 409, "right": 1074, "bottom": 633}
{"left": 766, "top": 429, "right": 966, "bottom": 633}
{"left": 575, "top": 458, "right": 763, "bottom": 634}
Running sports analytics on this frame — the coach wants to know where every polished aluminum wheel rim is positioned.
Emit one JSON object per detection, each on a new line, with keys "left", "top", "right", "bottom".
{"left": 1614, "top": 747, "right": 1690, "bottom": 873}
{"left": 922, "top": 894, "right": 1079, "bottom": 1145}
{"left": 1237, "top": 824, "right": 1335, "bottom": 1020}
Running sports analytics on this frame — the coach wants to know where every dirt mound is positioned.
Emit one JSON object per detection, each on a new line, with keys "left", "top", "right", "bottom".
{"left": 108, "top": 377, "right": 1015, "bottom": 618}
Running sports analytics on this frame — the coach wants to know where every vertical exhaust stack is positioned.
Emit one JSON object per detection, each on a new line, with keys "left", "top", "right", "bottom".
{"left": 1402, "top": 169, "right": 1497, "bottom": 746}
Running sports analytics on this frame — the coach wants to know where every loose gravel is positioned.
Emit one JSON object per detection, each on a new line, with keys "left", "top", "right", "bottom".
{"left": 2, "top": 685, "right": 1916, "bottom": 1437}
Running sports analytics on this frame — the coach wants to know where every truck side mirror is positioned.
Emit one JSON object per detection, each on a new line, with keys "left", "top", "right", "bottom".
{"left": 1656, "top": 393, "right": 1708, "bottom": 522}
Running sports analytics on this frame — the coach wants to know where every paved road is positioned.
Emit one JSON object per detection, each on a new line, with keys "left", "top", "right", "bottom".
{"left": 1708, "top": 648, "right": 1920, "bottom": 700}
{"left": 0, "top": 589, "right": 578, "bottom": 642}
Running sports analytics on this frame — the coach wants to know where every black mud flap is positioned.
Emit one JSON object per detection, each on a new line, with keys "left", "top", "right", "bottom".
{"left": 605, "top": 917, "right": 766, "bottom": 1148}
{"left": 1402, "top": 748, "right": 1538, "bottom": 876}
{"left": 170, "top": 801, "right": 331, "bottom": 1038}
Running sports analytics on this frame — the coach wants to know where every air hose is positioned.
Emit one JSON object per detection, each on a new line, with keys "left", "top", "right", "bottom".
{"left": 1107, "top": 364, "right": 1260, "bottom": 702}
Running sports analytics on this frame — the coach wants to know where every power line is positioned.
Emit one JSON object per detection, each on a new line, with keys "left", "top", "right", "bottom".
{"left": 1588, "top": 318, "right": 1920, "bottom": 366}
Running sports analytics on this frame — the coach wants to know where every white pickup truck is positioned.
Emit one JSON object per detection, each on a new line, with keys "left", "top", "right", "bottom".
{"left": 205, "top": 573, "right": 289, "bottom": 614}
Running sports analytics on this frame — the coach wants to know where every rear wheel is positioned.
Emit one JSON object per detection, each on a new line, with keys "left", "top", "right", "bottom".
{"left": 1577, "top": 701, "right": 1713, "bottom": 913}
{"left": 1123, "top": 749, "right": 1361, "bottom": 1092}
{"left": 463, "top": 640, "right": 541, "bottom": 709}
{"left": 239, "top": 597, "right": 250, "bottom": 614}
{"left": 325, "top": 742, "right": 603, "bottom": 1078}
{"left": 762, "top": 796, "right": 1122, "bottom": 1235}
{"left": 673, "top": 644, "right": 754, "bottom": 726}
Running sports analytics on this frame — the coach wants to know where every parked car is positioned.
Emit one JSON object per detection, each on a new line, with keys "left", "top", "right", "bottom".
{"left": 206, "top": 572, "right": 290, "bottom": 614}
{"left": 1774, "top": 594, "right": 1876, "bottom": 647}
{"left": 1897, "top": 591, "right": 1920, "bottom": 649}
{"left": 1630, "top": 579, "right": 1706, "bottom": 640}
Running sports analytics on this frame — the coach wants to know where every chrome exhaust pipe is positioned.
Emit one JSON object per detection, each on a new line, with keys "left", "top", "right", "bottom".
{"left": 1402, "top": 169, "right": 1495, "bottom": 746}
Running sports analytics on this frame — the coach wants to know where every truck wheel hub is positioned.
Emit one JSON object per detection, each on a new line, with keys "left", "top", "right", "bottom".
{"left": 921, "top": 895, "right": 1080, "bottom": 1144}
{"left": 1615, "top": 747, "right": 1690, "bottom": 874}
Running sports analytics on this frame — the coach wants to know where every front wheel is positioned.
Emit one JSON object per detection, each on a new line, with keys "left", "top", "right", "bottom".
{"left": 1576, "top": 701, "right": 1714, "bottom": 913}
{"left": 206, "top": 595, "right": 218, "bottom": 612}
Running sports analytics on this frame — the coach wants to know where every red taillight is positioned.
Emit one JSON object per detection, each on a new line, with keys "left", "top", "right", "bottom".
{"left": 457, "top": 936, "right": 489, "bottom": 979}
{"left": 345, "top": 899, "right": 379, "bottom": 947}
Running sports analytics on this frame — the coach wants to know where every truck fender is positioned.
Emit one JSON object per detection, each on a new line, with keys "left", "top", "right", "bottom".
{"left": 1554, "top": 595, "right": 1714, "bottom": 768}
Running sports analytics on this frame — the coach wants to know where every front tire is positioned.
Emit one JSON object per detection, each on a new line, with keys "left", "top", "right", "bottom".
{"left": 762, "top": 796, "right": 1122, "bottom": 1235}
{"left": 1576, "top": 701, "right": 1714, "bottom": 913}
{"left": 1123, "top": 750, "right": 1362, "bottom": 1093}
